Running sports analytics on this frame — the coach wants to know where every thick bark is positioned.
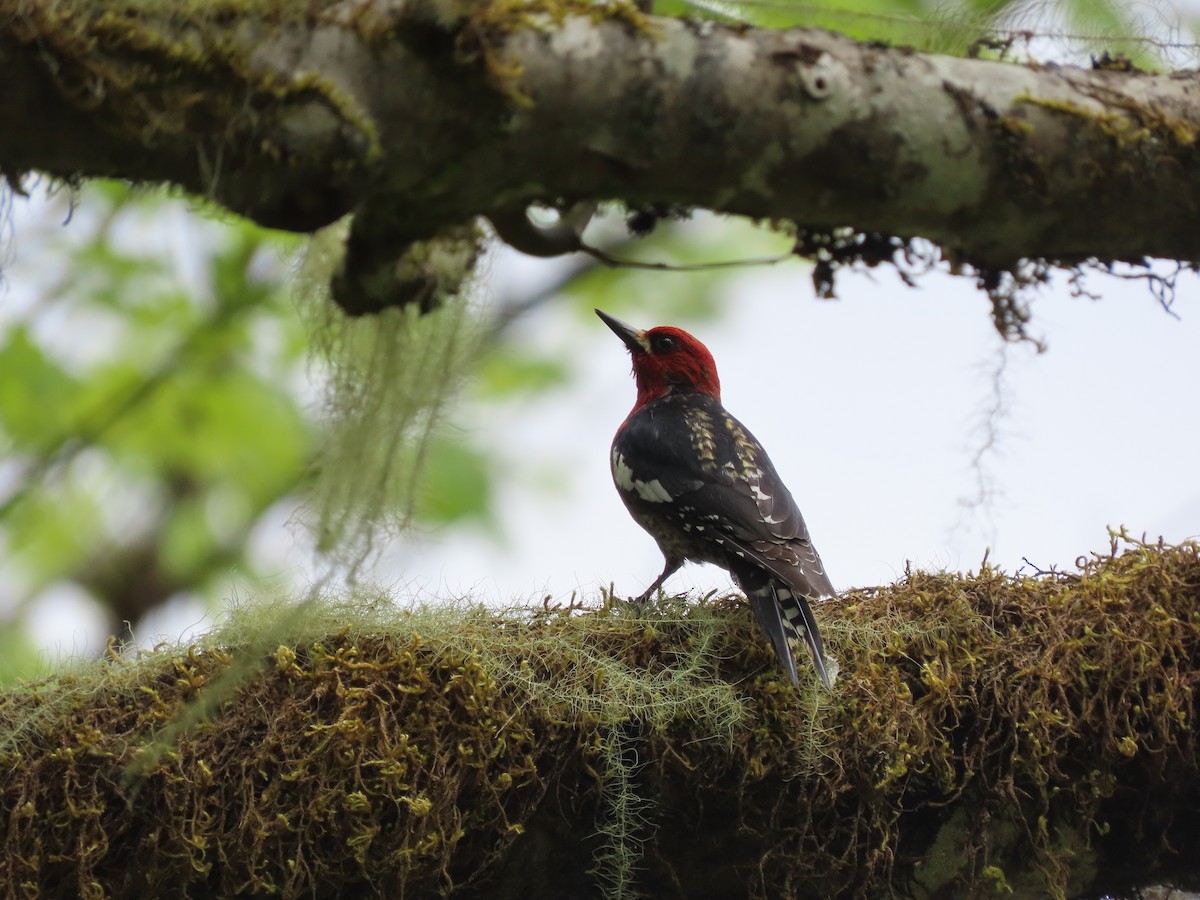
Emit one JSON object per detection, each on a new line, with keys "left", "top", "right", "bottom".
{"left": 2, "top": 538, "right": 1199, "bottom": 899}
{"left": 2, "top": 0, "right": 1199, "bottom": 270}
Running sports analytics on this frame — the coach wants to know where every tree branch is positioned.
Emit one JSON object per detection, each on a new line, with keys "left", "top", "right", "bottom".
{"left": 3, "top": 0, "right": 1199, "bottom": 307}
{"left": 2, "top": 535, "right": 1199, "bottom": 898}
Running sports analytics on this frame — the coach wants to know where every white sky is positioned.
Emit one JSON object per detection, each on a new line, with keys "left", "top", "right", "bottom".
{"left": 381, "top": 247, "right": 1200, "bottom": 608}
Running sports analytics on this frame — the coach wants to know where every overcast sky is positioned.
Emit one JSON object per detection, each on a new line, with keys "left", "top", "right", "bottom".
{"left": 378, "top": 246, "right": 1200, "bottom": 609}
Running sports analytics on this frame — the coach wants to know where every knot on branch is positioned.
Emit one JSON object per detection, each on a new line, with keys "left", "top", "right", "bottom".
{"left": 331, "top": 216, "right": 484, "bottom": 316}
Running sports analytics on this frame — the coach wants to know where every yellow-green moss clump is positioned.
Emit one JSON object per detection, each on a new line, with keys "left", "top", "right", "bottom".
{"left": 3, "top": 533, "right": 1200, "bottom": 899}
{"left": 5, "top": 0, "right": 373, "bottom": 159}
{"left": 3, "top": 0, "right": 652, "bottom": 173}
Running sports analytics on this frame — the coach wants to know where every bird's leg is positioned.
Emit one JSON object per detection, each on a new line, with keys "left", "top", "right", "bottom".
{"left": 631, "top": 559, "right": 681, "bottom": 607}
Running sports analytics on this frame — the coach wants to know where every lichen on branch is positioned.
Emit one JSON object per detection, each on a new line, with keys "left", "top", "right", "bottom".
{"left": 4, "top": 0, "right": 1200, "bottom": 313}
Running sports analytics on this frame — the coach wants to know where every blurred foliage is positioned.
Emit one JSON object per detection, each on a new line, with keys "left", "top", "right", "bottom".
{"left": 656, "top": 0, "right": 1190, "bottom": 66}
{"left": 0, "top": 183, "right": 313, "bottom": 678}
{"left": 0, "top": 0, "right": 1186, "bottom": 681}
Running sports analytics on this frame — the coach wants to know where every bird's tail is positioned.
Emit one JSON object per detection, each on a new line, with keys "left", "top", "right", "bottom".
{"left": 748, "top": 581, "right": 833, "bottom": 691}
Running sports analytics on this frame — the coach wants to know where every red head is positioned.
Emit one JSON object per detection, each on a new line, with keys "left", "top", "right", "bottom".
{"left": 596, "top": 309, "right": 721, "bottom": 410}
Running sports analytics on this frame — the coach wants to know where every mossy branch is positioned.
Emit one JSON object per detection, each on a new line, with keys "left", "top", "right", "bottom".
{"left": 3, "top": 0, "right": 1200, "bottom": 310}
{"left": 3, "top": 534, "right": 1199, "bottom": 898}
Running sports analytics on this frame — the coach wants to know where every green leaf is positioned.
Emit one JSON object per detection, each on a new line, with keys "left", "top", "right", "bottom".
{"left": 104, "top": 367, "right": 311, "bottom": 503}
{"left": 0, "top": 623, "right": 42, "bottom": 683}
{"left": 0, "top": 327, "right": 80, "bottom": 444}
{"left": 476, "top": 349, "right": 571, "bottom": 398}
{"left": 5, "top": 483, "right": 104, "bottom": 579}
{"left": 161, "top": 497, "right": 217, "bottom": 580}
{"left": 413, "top": 439, "right": 493, "bottom": 527}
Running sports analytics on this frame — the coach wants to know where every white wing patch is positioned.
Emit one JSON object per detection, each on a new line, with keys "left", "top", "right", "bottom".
{"left": 612, "top": 449, "right": 673, "bottom": 503}
{"left": 747, "top": 476, "right": 770, "bottom": 502}
{"left": 745, "top": 467, "right": 786, "bottom": 523}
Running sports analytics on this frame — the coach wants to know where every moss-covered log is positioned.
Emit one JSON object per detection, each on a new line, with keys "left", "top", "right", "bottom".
{"left": 2, "top": 534, "right": 1199, "bottom": 899}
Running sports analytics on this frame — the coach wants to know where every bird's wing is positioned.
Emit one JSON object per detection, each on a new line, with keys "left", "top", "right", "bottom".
{"left": 687, "top": 463, "right": 836, "bottom": 600}
{"left": 615, "top": 399, "right": 834, "bottom": 598}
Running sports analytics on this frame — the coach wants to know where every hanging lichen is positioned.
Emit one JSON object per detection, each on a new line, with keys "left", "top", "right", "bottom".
{"left": 294, "top": 219, "right": 484, "bottom": 578}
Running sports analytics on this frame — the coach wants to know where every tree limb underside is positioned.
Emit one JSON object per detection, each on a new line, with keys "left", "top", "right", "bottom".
{"left": 2, "top": 0, "right": 1200, "bottom": 277}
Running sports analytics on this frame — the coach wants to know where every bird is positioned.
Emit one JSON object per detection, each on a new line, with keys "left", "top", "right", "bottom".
{"left": 596, "top": 308, "right": 835, "bottom": 691}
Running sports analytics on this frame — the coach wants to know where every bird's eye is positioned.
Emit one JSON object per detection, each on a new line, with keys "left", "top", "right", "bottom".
{"left": 652, "top": 335, "right": 677, "bottom": 353}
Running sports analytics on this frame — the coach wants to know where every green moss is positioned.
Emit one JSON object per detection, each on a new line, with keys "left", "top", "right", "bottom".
{"left": 6, "top": 0, "right": 382, "bottom": 186}
{"left": 3, "top": 532, "right": 1200, "bottom": 896}
{"left": 1019, "top": 91, "right": 1198, "bottom": 149}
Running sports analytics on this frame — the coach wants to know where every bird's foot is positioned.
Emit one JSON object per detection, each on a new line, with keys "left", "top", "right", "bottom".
{"left": 626, "top": 586, "right": 664, "bottom": 612}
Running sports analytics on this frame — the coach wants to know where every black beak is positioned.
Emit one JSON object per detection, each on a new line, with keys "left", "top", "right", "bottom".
{"left": 595, "top": 309, "right": 647, "bottom": 354}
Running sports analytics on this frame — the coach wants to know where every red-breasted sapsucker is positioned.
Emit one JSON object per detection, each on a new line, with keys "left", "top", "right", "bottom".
{"left": 597, "top": 309, "right": 834, "bottom": 691}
